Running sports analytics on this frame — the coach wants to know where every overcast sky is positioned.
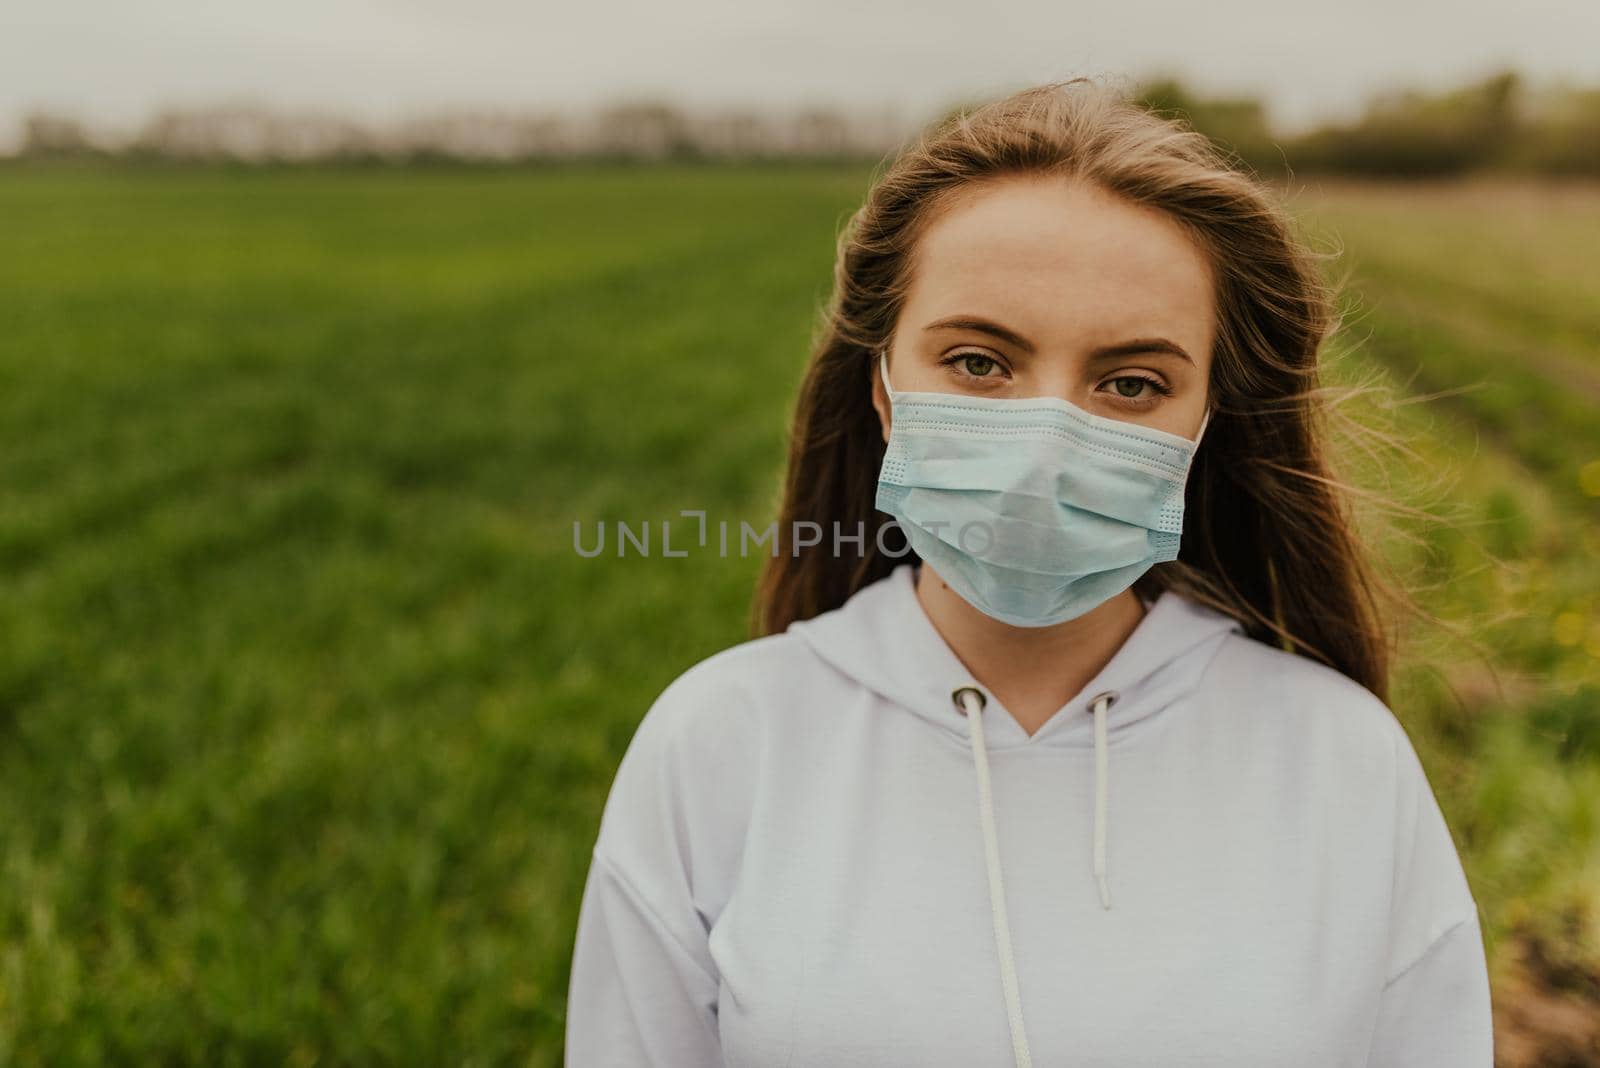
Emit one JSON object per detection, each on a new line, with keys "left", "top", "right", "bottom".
{"left": 3, "top": 0, "right": 1598, "bottom": 147}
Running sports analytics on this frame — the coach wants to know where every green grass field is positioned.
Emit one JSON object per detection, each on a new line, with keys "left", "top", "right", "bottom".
{"left": 0, "top": 163, "right": 1595, "bottom": 1064}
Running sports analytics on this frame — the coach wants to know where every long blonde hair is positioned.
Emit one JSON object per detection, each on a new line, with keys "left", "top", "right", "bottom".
{"left": 754, "top": 76, "right": 1421, "bottom": 702}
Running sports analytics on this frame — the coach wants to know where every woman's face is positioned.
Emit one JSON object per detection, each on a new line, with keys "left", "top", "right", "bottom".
{"left": 873, "top": 174, "right": 1217, "bottom": 443}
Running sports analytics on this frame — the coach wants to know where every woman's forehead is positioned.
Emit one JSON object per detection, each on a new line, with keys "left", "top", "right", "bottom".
{"left": 905, "top": 177, "right": 1216, "bottom": 351}
{"left": 918, "top": 177, "right": 1211, "bottom": 291}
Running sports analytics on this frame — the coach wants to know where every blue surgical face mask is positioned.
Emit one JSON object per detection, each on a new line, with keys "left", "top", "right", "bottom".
{"left": 875, "top": 352, "right": 1210, "bottom": 627}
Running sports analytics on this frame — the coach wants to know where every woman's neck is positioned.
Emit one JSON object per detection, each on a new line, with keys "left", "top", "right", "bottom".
{"left": 913, "top": 563, "right": 1148, "bottom": 737}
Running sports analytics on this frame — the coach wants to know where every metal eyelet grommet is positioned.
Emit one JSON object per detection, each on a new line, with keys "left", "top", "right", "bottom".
{"left": 952, "top": 686, "right": 987, "bottom": 715}
{"left": 1088, "top": 690, "right": 1119, "bottom": 710}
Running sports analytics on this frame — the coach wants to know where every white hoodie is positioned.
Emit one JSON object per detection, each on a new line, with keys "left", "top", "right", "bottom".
{"left": 565, "top": 563, "right": 1492, "bottom": 1066}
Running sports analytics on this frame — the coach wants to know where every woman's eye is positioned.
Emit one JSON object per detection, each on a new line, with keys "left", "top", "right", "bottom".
{"left": 1106, "top": 375, "right": 1163, "bottom": 400}
{"left": 959, "top": 354, "right": 999, "bottom": 377}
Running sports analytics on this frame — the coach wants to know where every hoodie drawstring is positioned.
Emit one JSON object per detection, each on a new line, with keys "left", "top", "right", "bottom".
{"left": 953, "top": 685, "right": 1119, "bottom": 1068}
{"left": 1092, "top": 689, "right": 1115, "bottom": 910}
{"left": 953, "top": 686, "right": 1032, "bottom": 1067}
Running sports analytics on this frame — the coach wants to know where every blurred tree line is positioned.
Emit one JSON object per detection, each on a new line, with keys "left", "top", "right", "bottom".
{"left": 1136, "top": 68, "right": 1600, "bottom": 178}
{"left": 11, "top": 101, "right": 902, "bottom": 167}
{"left": 12, "top": 68, "right": 1600, "bottom": 177}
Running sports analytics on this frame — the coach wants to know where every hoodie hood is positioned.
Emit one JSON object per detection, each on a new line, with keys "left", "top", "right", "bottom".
{"left": 788, "top": 562, "right": 1245, "bottom": 752}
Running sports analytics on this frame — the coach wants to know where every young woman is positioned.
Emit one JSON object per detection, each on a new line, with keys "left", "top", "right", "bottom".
{"left": 565, "top": 78, "right": 1492, "bottom": 1066}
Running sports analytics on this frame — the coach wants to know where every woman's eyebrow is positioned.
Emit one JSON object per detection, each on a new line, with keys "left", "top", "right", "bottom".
{"left": 922, "top": 315, "right": 1035, "bottom": 353}
{"left": 1088, "top": 338, "right": 1195, "bottom": 366}
{"left": 922, "top": 315, "right": 1194, "bottom": 366}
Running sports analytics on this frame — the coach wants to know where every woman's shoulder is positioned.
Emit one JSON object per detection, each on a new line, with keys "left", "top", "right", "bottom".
{"left": 1203, "top": 627, "right": 1416, "bottom": 776}
{"left": 636, "top": 630, "right": 821, "bottom": 744}
{"left": 589, "top": 631, "right": 824, "bottom": 903}
{"left": 1205, "top": 629, "right": 1480, "bottom": 943}
{"left": 603, "top": 630, "right": 829, "bottom": 814}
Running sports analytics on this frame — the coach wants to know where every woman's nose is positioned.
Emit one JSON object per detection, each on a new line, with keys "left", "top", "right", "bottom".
{"left": 1011, "top": 367, "right": 1081, "bottom": 404}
